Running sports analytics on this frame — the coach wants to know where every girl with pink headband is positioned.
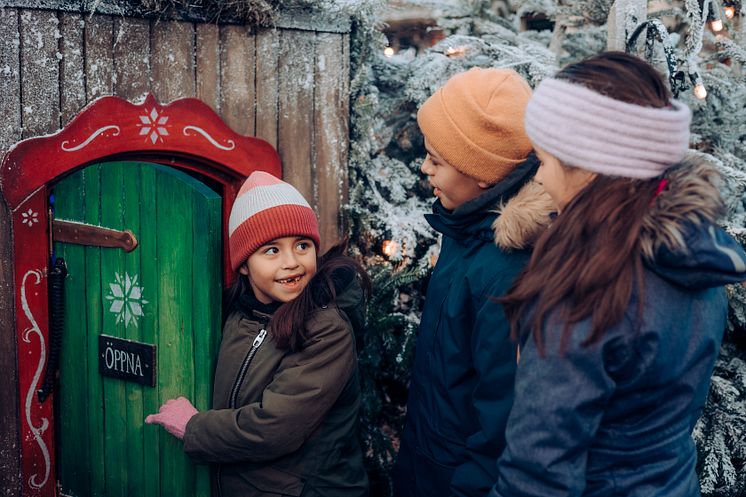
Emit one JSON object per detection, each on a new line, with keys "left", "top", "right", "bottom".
{"left": 489, "top": 52, "right": 746, "bottom": 497}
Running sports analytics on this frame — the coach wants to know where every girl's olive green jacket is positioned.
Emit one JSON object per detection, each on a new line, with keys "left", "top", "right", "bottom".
{"left": 183, "top": 280, "right": 368, "bottom": 497}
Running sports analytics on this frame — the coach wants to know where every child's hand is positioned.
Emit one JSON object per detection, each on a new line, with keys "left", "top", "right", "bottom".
{"left": 145, "top": 396, "right": 199, "bottom": 440}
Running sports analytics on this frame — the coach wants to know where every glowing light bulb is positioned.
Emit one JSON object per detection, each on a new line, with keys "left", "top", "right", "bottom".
{"left": 711, "top": 19, "right": 724, "bottom": 32}
{"left": 384, "top": 47, "right": 395, "bottom": 57}
{"left": 445, "top": 46, "right": 466, "bottom": 57}
{"left": 724, "top": 6, "right": 735, "bottom": 18}
{"left": 694, "top": 83, "right": 708, "bottom": 99}
{"left": 382, "top": 240, "right": 399, "bottom": 257}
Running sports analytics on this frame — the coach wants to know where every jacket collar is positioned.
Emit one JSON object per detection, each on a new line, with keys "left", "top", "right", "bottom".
{"left": 454, "top": 154, "right": 542, "bottom": 216}
{"left": 426, "top": 154, "right": 553, "bottom": 247}
{"left": 238, "top": 290, "right": 281, "bottom": 322}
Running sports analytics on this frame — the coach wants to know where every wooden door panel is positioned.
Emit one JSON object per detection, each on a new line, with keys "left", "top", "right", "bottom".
{"left": 189, "top": 172, "right": 223, "bottom": 497}
{"left": 139, "top": 164, "right": 161, "bottom": 497}
{"left": 156, "top": 164, "right": 194, "bottom": 497}
{"left": 83, "top": 165, "right": 107, "bottom": 497}
{"left": 54, "top": 162, "right": 221, "bottom": 497}
{"left": 122, "top": 163, "right": 144, "bottom": 497}
{"left": 100, "top": 163, "right": 128, "bottom": 497}
{"left": 54, "top": 166, "right": 91, "bottom": 497}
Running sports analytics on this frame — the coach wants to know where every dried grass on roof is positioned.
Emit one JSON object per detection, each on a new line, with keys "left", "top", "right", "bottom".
{"left": 138, "top": 0, "right": 317, "bottom": 25}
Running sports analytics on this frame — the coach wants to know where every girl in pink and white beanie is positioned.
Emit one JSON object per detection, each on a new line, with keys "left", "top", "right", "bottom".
{"left": 227, "top": 171, "right": 320, "bottom": 272}
{"left": 147, "top": 171, "right": 371, "bottom": 496}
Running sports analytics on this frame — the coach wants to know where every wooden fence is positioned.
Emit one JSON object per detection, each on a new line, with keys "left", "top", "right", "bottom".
{"left": 0, "top": 5, "right": 351, "bottom": 248}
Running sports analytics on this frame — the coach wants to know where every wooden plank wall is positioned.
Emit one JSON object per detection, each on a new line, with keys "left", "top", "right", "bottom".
{"left": 0, "top": 8, "right": 351, "bottom": 249}
{"left": 0, "top": 8, "right": 23, "bottom": 496}
{"left": 0, "top": 198, "right": 19, "bottom": 497}
{"left": 0, "top": 8, "right": 350, "bottom": 496}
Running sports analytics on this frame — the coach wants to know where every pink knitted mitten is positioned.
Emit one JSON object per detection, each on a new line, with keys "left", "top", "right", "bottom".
{"left": 145, "top": 396, "right": 199, "bottom": 440}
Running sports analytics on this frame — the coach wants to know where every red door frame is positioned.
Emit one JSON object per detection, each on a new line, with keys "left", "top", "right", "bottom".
{"left": 0, "top": 94, "right": 281, "bottom": 497}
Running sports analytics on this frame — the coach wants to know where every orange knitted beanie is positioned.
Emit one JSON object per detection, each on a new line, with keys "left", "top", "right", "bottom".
{"left": 417, "top": 67, "right": 533, "bottom": 184}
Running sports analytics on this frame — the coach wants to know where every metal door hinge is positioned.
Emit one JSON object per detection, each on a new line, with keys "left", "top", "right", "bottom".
{"left": 53, "top": 219, "right": 138, "bottom": 252}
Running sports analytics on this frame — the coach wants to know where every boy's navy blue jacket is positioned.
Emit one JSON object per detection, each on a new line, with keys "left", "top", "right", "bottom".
{"left": 392, "top": 158, "right": 553, "bottom": 497}
{"left": 490, "top": 159, "right": 746, "bottom": 497}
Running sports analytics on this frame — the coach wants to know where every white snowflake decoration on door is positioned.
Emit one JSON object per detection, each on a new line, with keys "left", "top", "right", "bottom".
{"left": 106, "top": 272, "right": 148, "bottom": 327}
{"left": 137, "top": 108, "right": 170, "bottom": 144}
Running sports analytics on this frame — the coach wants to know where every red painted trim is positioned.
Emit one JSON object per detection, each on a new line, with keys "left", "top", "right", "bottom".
{"left": 0, "top": 94, "right": 281, "bottom": 209}
{"left": 0, "top": 94, "right": 281, "bottom": 497}
{"left": 13, "top": 191, "right": 55, "bottom": 497}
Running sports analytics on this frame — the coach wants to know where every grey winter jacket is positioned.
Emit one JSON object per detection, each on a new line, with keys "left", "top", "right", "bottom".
{"left": 490, "top": 159, "right": 746, "bottom": 497}
{"left": 183, "top": 273, "right": 368, "bottom": 497}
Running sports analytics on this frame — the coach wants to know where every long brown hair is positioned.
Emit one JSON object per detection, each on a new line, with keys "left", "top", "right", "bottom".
{"left": 225, "top": 238, "right": 371, "bottom": 351}
{"left": 501, "top": 52, "right": 673, "bottom": 354}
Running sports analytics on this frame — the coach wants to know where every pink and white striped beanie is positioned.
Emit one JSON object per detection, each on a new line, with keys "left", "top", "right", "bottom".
{"left": 525, "top": 77, "right": 692, "bottom": 179}
{"left": 229, "top": 171, "right": 320, "bottom": 271}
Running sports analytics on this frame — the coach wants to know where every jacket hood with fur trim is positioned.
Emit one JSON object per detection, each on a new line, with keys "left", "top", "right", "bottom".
{"left": 492, "top": 180, "right": 554, "bottom": 250}
{"left": 497, "top": 154, "right": 746, "bottom": 290}
{"left": 642, "top": 156, "right": 746, "bottom": 289}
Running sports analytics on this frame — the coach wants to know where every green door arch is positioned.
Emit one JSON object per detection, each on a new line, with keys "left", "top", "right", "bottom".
{"left": 52, "top": 162, "right": 222, "bottom": 497}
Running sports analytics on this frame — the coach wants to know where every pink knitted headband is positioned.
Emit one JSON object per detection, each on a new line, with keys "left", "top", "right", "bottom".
{"left": 525, "top": 77, "right": 692, "bottom": 179}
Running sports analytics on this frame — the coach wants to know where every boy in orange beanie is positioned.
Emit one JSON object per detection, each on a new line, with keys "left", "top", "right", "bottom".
{"left": 392, "top": 68, "right": 553, "bottom": 497}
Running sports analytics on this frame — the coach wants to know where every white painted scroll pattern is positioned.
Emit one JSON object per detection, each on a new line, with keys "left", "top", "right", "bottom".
{"left": 61, "top": 125, "right": 121, "bottom": 152}
{"left": 183, "top": 126, "right": 236, "bottom": 151}
{"left": 138, "top": 108, "right": 170, "bottom": 144}
{"left": 21, "top": 269, "right": 51, "bottom": 490}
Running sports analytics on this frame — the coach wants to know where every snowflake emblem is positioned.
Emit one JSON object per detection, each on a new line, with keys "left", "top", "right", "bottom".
{"left": 105, "top": 272, "right": 148, "bottom": 327}
{"left": 21, "top": 209, "right": 39, "bottom": 227}
{"left": 137, "top": 108, "right": 170, "bottom": 144}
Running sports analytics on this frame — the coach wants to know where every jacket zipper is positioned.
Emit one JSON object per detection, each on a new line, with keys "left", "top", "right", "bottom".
{"left": 229, "top": 328, "right": 268, "bottom": 408}
{"left": 218, "top": 327, "right": 268, "bottom": 497}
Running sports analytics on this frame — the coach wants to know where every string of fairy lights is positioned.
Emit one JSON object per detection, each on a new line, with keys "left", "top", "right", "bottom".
{"left": 375, "top": 1, "right": 742, "bottom": 260}
{"left": 626, "top": 0, "right": 742, "bottom": 100}
{"left": 381, "top": 2, "right": 742, "bottom": 98}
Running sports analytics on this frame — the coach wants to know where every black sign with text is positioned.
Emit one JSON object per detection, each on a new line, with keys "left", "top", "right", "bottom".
{"left": 98, "top": 335, "right": 156, "bottom": 387}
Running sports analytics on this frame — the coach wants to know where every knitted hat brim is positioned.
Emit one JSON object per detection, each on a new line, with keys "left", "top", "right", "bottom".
{"left": 229, "top": 204, "right": 320, "bottom": 271}
{"left": 417, "top": 91, "right": 526, "bottom": 184}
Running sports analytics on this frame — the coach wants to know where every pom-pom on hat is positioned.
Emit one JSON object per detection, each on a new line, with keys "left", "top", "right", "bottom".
{"left": 229, "top": 171, "right": 320, "bottom": 271}
{"left": 416, "top": 67, "right": 533, "bottom": 185}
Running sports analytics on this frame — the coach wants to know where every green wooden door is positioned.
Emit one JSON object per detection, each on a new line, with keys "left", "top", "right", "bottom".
{"left": 53, "top": 162, "right": 222, "bottom": 497}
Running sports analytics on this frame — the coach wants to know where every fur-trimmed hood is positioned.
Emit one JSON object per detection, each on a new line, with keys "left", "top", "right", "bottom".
{"left": 642, "top": 156, "right": 746, "bottom": 288}
{"left": 641, "top": 155, "right": 724, "bottom": 259}
{"left": 496, "top": 154, "right": 746, "bottom": 289}
{"left": 492, "top": 180, "right": 554, "bottom": 250}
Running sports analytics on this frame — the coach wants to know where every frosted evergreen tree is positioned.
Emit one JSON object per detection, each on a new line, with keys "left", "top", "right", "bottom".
{"left": 348, "top": 1, "right": 746, "bottom": 494}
